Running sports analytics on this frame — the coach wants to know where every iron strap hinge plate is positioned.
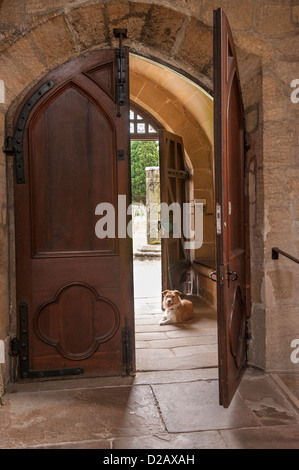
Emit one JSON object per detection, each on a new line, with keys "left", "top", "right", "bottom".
{"left": 11, "top": 301, "right": 83, "bottom": 379}
{"left": 114, "top": 28, "right": 128, "bottom": 117}
{"left": 3, "top": 80, "right": 55, "bottom": 184}
{"left": 122, "top": 316, "right": 133, "bottom": 375}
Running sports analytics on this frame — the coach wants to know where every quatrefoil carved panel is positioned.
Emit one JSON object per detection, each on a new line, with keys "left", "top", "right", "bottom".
{"left": 34, "top": 282, "right": 120, "bottom": 361}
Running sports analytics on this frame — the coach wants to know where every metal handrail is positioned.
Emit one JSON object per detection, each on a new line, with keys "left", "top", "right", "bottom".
{"left": 272, "top": 247, "right": 299, "bottom": 265}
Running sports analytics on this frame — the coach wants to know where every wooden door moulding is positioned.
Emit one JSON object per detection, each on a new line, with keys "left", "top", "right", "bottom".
{"left": 33, "top": 282, "right": 121, "bottom": 361}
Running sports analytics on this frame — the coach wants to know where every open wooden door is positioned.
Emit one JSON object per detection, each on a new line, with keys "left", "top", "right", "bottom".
{"left": 213, "top": 8, "right": 250, "bottom": 407}
{"left": 12, "top": 46, "right": 135, "bottom": 379}
{"left": 159, "top": 130, "right": 190, "bottom": 294}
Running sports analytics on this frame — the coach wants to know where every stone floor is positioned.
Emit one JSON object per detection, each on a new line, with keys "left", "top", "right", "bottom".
{"left": 0, "top": 259, "right": 299, "bottom": 450}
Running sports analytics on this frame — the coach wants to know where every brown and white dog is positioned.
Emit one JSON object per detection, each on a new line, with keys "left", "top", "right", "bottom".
{"left": 159, "top": 290, "right": 194, "bottom": 325}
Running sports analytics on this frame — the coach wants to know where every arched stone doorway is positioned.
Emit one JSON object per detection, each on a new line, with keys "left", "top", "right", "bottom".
{"left": 1, "top": 2, "right": 263, "bottom": 390}
{"left": 127, "top": 63, "right": 218, "bottom": 374}
{"left": 129, "top": 54, "right": 216, "bottom": 304}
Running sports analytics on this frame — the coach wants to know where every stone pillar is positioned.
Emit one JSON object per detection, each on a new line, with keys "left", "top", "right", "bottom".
{"left": 146, "top": 167, "right": 161, "bottom": 244}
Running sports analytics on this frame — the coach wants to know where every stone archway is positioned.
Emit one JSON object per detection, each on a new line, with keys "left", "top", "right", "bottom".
{"left": 129, "top": 54, "right": 216, "bottom": 302}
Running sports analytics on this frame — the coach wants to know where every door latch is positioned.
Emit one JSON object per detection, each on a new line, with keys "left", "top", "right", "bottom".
{"left": 210, "top": 265, "right": 225, "bottom": 285}
{"left": 227, "top": 264, "right": 238, "bottom": 287}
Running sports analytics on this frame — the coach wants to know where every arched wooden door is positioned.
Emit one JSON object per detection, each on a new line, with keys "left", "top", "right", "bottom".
{"left": 214, "top": 9, "right": 250, "bottom": 407}
{"left": 12, "top": 49, "right": 135, "bottom": 378}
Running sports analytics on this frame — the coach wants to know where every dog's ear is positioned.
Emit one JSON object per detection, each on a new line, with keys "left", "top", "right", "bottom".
{"left": 174, "top": 290, "right": 182, "bottom": 296}
{"left": 162, "top": 290, "right": 169, "bottom": 296}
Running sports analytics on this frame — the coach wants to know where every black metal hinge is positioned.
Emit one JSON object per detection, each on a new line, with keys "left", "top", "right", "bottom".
{"left": 10, "top": 302, "right": 30, "bottom": 377}
{"left": 122, "top": 316, "right": 133, "bottom": 375}
{"left": 113, "top": 28, "right": 127, "bottom": 117}
{"left": 11, "top": 302, "right": 83, "bottom": 379}
{"left": 3, "top": 80, "right": 55, "bottom": 184}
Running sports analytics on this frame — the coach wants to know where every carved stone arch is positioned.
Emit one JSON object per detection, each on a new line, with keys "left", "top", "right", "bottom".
{"left": 3, "top": 2, "right": 215, "bottom": 130}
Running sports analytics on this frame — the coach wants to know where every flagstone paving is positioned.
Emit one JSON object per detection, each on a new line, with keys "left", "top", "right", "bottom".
{"left": 0, "top": 260, "right": 298, "bottom": 449}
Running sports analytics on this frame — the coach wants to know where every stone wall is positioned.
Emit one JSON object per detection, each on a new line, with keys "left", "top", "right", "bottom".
{"left": 0, "top": 0, "right": 298, "bottom": 382}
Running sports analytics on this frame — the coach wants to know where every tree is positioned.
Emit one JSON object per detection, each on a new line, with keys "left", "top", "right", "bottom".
{"left": 130, "top": 140, "right": 159, "bottom": 204}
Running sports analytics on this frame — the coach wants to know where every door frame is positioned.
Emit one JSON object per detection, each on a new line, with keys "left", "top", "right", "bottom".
{"left": 6, "top": 45, "right": 251, "bottom": 401}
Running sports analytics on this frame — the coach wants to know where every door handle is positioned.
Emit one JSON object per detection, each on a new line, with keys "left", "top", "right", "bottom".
{"left": 210, "top": 267, "right": 238, "bottom": 285}
{"left": 228, "top": 270, "right": 238, "bottom": 281}
{"left": 227, "top": 265, "right": 238, "bottom": 287}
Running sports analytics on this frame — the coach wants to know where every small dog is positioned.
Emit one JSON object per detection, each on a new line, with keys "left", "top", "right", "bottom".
{"left": 159, "top": 290, "right": 194, "bottom": 325}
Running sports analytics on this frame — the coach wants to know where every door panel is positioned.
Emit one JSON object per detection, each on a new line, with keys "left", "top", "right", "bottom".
{"left": 159, "top": 130, "right": 190, "bottom": 293}
{"left": 30, "top": 82, "right": 117, "bottom": 256}
{"left": 213, "top": 8, "right": 249, "bottom": 407}
{"left": 13, "top": 50, "right": 134, "bottom": 378}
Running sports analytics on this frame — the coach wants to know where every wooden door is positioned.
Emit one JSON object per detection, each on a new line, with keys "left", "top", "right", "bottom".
{"left": 13, "top": 50, "right": 134, "bottom": 378}
{"left": 159, "top": 130, "right": 190, "bottom": 293}
{"left": 213, "top": 8, "right": 250, "bottom": 407}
